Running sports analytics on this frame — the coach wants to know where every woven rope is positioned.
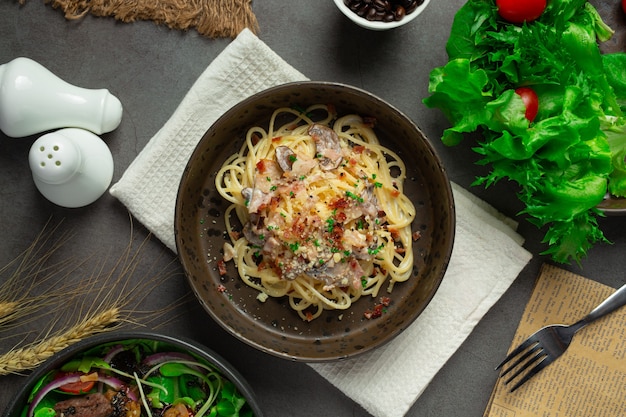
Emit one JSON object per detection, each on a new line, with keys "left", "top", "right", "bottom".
{"left": 22, "top": 0, "right": 259, "bottom": 38}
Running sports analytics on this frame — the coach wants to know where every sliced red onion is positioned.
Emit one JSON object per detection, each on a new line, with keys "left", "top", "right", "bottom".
{"left": 27, "top": 373, "right": 134, "bottom": 417}
{"left": 142, "top": 351, "right": 196, "bottom": 366}
{"left": 142, "top": 352, "right": 207, "bottom": 374}
{"left": 28, "top": 374, "right": 81, "bottom": 417}
{"left": 103, "top": 344, "right": 126, "bottom": 363}
{"left": 98, "top": 375, "right": 138, "bottom": 401}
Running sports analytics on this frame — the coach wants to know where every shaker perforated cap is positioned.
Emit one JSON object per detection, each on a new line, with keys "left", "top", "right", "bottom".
{"left": 28, "top": 128, "right": 114, "bottom": 208}
{"left": 29, "top": 134, "right": 82, "bottom": 185}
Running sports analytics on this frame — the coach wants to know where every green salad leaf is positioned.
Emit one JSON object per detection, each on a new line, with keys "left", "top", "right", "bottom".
{"left": 424, "top": 0, "right": 626, "bottom": 263}
{"left": 25, "top": 340, "right": 255, "bottom": 417}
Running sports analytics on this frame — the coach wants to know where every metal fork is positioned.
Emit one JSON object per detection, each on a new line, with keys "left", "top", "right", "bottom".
{"left": 496, "top": 282, "right": 626, "bottom": 392}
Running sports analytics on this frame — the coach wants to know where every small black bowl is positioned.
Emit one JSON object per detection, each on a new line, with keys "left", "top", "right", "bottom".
{"left": 2, "top": 331, "right": 263, "bottom": 417}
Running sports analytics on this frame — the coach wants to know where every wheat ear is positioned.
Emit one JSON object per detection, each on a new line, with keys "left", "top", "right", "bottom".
{"left": 0, "top": 307, "right": 121, "bottom": 375}
{"left": 0, "top": 302, "right": 19, "bottom": 322}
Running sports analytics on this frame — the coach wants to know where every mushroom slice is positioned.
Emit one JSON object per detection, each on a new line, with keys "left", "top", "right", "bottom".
{"left": 307, "top": 257, "right": 364, "bottom": 290}
{"left": 275, "top": 146, "right": 296, "bottom": 171}
{"left": 241, "top": 187, "right": 271, "bottom": 214}
{"left": 308, "top": 124, "right": 343, "bottom": 170}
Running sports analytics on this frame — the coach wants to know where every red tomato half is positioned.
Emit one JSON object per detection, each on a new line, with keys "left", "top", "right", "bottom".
{"left": 496, "top": 0, "right": 546, "bottom": 23}
{"left": 59, "top": 380, "right": 96, "bottom": 394}
{"left": 55, "top": 372, "right": 97, "bottom": 394}
{"left": 515, "top": 87, "right": 539, "bottom": 122}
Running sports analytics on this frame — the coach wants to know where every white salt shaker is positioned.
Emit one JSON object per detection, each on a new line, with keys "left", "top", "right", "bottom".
{"left": 0, "top": 57, "right": 123, "bottom": 138}
{"left": 28, "top": 128, "right": 114, "bottom": 208}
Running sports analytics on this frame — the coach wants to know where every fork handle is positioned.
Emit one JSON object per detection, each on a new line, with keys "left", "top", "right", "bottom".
{"left": 580, "top": 283, "right": 626, "bottom": 327}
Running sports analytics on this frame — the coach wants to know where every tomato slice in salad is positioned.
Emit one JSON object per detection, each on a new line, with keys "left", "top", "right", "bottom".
{"left": 59, "top": 380, "right": 95, "bottom": 394}
{"left": 56, "top": 372, "right": 96, "bottom": 394}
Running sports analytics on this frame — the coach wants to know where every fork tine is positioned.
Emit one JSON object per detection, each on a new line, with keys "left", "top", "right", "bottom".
{"left": 499, "top": 342, "right": 541, "bottom": 377}
{"left": 495, "top": 337, "right": 538, "bottom": 371}
{"left": 508, "top": 355, "right": 551, "bottom": 392}
{"left": 504, "top": 347, "right": 546, "bottom": 385}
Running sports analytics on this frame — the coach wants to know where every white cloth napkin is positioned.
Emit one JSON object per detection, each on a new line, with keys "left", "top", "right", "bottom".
{"left": 110, "top": 28, "right": 532, "bottom": 417}
{"left": 310, "top": 181, "right": 531, "bottom": 417}
{"left": 110, "top": 28, "right": 306, "bottom": 252}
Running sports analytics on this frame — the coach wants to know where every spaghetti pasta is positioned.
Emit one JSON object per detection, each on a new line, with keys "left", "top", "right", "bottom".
{"left": 215, "top": 104, "right": 416, "bottom": 321}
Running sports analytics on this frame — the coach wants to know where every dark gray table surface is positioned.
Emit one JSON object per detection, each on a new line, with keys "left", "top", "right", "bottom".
{"left": 2, "top": 1, "right": 626, "bottom": 416}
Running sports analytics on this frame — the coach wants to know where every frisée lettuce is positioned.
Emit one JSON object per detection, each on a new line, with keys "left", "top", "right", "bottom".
{"left": 424, "top": 0, "right": 626, "bottom": 263}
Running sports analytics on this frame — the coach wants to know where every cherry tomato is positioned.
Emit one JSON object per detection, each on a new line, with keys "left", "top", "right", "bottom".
{"left": 496, "top": 0, "right": 546, "bottom": 24}
{"left": 623, "top": 0, "right": 626, "bottom": 14}
{"left": 515, "top": 87, "right": 539, "bottom": 122}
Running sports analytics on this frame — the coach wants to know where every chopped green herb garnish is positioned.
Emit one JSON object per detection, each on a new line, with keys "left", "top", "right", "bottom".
{"left": 345, "top": 191, "right": 364, "bottom": 203}
{"left": 368, "top": 243, "right": 385, "bottom": 255}
{"left": 326, "top": 218, "right": 335, "bottom": 232}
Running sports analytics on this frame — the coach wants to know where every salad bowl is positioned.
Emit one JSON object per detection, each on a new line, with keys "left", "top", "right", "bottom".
{"left": 2, "top": 331, "right": 263, "bottom": 417}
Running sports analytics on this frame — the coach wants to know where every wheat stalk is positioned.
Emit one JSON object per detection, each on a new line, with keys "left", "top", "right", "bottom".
{"left": 0, "top": 218, "right": 191, "bottom": 374}
{"left": 0, "top": 219, "right": 81, "bottom": 329}
{"left": 0, "top": 308, "right": 122, "bottom": 375}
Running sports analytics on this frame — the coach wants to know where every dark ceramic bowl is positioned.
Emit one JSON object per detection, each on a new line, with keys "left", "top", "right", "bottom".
{"left": 597, "top": 193, "right": 626, "bottom": 215}
{"left": 2, "top": 331, "right": 263, "bottom": 417}
{"left": 175, "top": 81, "right": 455, "bottom": 361}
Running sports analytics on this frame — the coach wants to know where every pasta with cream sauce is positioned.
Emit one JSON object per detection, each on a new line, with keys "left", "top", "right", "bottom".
{"left": 215, "top": 104, "right": 416, "bottom": 321}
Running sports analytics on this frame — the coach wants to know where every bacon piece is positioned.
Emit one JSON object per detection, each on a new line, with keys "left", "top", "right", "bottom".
{"left": 217, "top": 259, "right": 227, "bottom": 276}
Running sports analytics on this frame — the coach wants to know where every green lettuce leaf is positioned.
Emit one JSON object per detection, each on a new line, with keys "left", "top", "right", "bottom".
{"left": 424, "top": 0, "right": 624, "bottom": 264}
